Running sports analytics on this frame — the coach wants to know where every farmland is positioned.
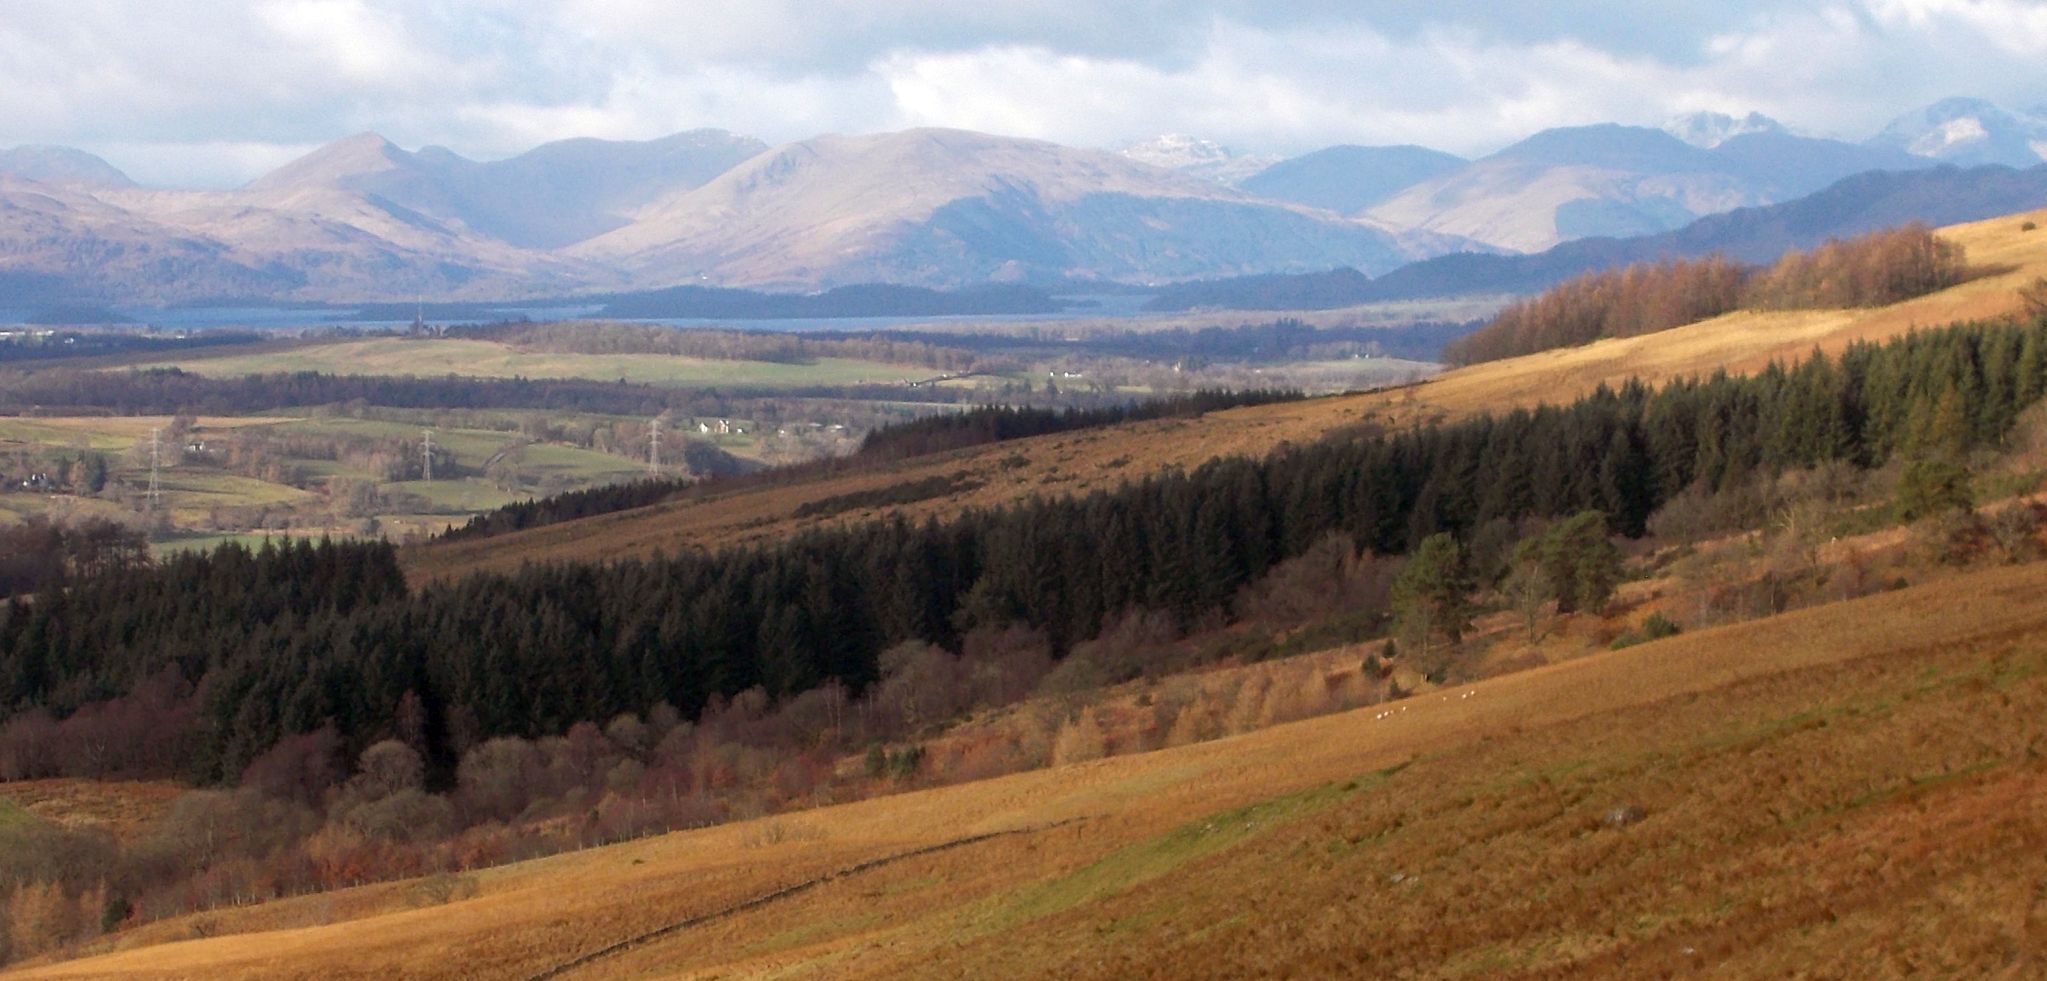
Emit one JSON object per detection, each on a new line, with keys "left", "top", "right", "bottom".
{"left": 405, "top": 207, "right": 2047, "bottom": 582}
{"left": 9, "top": 208, "right": 2047, "bottom": 977}
{"left": 136, "top": 337, "right": 938, "bottom": 389}
{"left": 0, "top": 411, "right": 656, "bottom": 544}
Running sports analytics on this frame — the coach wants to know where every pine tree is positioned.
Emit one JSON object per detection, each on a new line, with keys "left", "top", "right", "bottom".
{"left": 1391, "top": 533, "right": 1473, "bottom": 675}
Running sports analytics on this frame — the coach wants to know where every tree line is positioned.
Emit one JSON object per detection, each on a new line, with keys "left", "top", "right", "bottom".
{"left": 1445, "top": 223, "right": 1971, "bottom": 365}
{"left": 455, "top": 321, "right": 981, "bottom": 372}
{"left": 440, "top": 389, "right": 1302, "bottom": 544}
{"left": 0, "top": 367, "right": 986, "bottom": 418}
{"left": 0, "top": 329, "right": 261, "bottom": 364}
{"left": 5, "top": 313, "right": 2043, "bottom": 788}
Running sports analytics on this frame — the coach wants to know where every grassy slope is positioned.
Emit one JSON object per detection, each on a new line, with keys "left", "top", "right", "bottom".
{"left": 134, "top": 337, "right": 936, "bottom": 389}
{"left": 404, "top": 207, "right": 2047, "bottom": 583}
{"left": 27, "top": 557, "right": 2047, "bottom": 978}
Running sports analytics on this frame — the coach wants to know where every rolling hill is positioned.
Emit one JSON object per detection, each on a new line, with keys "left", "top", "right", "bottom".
{"left": 402, "top": 204, "right": 2047, "bottom": 584}
{"left": 569, "top": 128, "right": 1458, "bottom": 289}
{"left": 1237, "top": 144, "right": 1468, "bottom": 215}
{"left": 1, "top": 100, "right": 2038, "bottom": 303}
{"left": 0, "top": 129, "right": 1479, "bottom": 303}
{"left": 13, "top": 198, "right": 2047, "bottom": 979}
{"left": 24, "top": 545, "right": 2047, "bottom": 978}
{"left": 1869, "top": 96, "right": 2047, "bottom": 168}
{"left": 1339, "top": 162, "right": 2047, "bottom": 305}
{"left": 242, "top": 129, "right": 771, "bottom": 250}
{"left": 0, "top": 146, "right": 135, "bottom": 189}
{"left": 1362, "top": 123, "right": 1931, "bottom": 253}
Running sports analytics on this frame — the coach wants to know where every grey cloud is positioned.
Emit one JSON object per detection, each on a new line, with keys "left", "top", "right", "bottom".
{"left": 0, "top": 1, "right": 2039, "bottom": 186}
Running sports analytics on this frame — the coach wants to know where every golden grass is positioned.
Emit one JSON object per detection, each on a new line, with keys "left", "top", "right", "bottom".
{"left": 404, "top": 207, "right": 2047, "bottom": 583}
{"left": 1391, "top": 207, "right": 2047, "bottom": 422}
{"left": 27, "top": 555, "right": 2047, "bottom": 978}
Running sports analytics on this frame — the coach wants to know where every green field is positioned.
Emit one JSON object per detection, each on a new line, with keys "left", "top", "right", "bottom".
{"left": 0, "top": 410, "right": 664, "bottom": 544}
{"left": 140, "top": 337, "right": 936, "bottom": 388}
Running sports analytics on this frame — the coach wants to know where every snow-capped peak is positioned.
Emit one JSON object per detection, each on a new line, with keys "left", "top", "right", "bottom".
{"left": 1117, "top": 134, "right": 1277, "bottom": 185}
{"left": 1662, "top": 111, "right": 1785, "bottom": 149}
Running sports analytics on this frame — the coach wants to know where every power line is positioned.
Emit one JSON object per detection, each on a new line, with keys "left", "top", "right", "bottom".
{"left": 649, "top": 418, "right": 661, "bottom": 475}
{"left": 147, "top": 426, "right": 162, "bottom": 510}
{"left": 422, "top": 430, "right": 434, "bottom": 482}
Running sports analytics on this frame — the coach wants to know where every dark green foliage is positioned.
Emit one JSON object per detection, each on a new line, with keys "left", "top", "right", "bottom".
{"left": 1609, "top": 612, "right": 1681, "bottom": 650}
{"left": 1895, "top": 459, "right": 1974, "bottom": 523}
{"left": 1531, "top": 512, "right": 1624, "bottom": 615}
{"left": 99, "top": 894, "right": 132, "bottom": 933}
{"left": 5, "top": 316, "right": 2047, "bottom": 783}
{"left": 792, "top": 475, "right": 983, "bottom": 519}
{"left": 852, "top": 389, "right": 1304, "bottom": 463}
{"left": 1391, "top": 533, "right": 1474, "bottom": 666}
{"left": 1642, "top": 612, "right": 1681, "bottom": 640}
{"left": 444, "top": 389, "right": 1302, "bottom": 543}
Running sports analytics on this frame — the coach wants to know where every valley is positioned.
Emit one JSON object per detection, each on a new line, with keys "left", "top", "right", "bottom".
{"left": 4, "top": 66, "right": 2047, "bottom": 978}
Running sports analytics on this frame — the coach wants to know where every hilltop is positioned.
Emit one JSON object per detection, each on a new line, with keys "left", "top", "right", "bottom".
{"left": 404, "top": 204, "right": 2047, "bottom": 582}
{"left": 3, "top": 96, "right": 2041, "bottom": 305}
{"left": 10, "top": 205, "right": 2047, "bottom": 978}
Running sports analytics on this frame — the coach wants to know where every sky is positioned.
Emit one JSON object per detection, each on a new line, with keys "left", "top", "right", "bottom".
{"left": 1, "top": 0, "right": 2043, "bottom": 187}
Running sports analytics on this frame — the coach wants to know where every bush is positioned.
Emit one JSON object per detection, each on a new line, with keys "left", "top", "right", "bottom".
{"left": 1895, "top": 459, "right": 1973, "bottom": 523}
{"left": 1611, "top": 612, "right": 1682, "bottom": 650}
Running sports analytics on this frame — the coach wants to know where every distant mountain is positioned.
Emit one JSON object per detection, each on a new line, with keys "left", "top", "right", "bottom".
{"left": 244, "top": 129, "right": 769, "bottom": 249}
{"left": 1238, "top": 145, "right": 1467, "bottom": 215}
{"left": 1117, "top": 134, "right": 1277, "bottom": 185}
{"left": 573, "top": 128, "right": 1459, "bottom": 290}
{"left": 598, "top": 282, "right": 1061, "bottom": 319}
{"left": 1366, "top": 163, "right": 2047, "bottom": 300}
{"left": 1139, "top": 163, "right": 2047, "bottom": 310}
{"left": 1142, "top": 268, "right": 1376, "bottom": 312}
{"left": 1364, "top": 123, "right": 1933, "bottom": 253}
{"left": 1869, "top": 97, "right": 2047, "bottom": 168}
{"left": 3, "top": 107, "right": 2029, "bottom": 305}
{"left": 0, "top": 146, "right": 135, "bottom": 188}
{"left": 1663, "top": 111, "right": 1785, "bottom": 149}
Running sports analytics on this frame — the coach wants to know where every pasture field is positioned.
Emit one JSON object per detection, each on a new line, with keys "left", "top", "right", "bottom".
{"left": 135, "top": 337, "right": 940, "bottom": 389}
{"left": 25, "top": 554, "right": 2047, "bottom": 978}
{"left": 0, "top": 411, "right": 658, "bottom": 544}
{"left": 405, "top": 206, "right": 2047, "bottom": 582}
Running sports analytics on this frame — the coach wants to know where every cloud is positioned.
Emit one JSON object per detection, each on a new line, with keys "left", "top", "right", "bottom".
{"left": 0, "top": 1, "right": 2038, "bottom": 186}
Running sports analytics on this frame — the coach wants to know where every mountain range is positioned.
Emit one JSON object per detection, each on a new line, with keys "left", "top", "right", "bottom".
{"left": 0, "top": 97, "right": 2040, "bottom": 305}
{"left": 1147, "top": 163, "right": 2047, "bottom": 312}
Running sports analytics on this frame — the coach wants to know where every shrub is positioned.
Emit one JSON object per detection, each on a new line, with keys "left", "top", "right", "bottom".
{"left": 1895, "top": 459, "right": 1973, "bottom": 523}
{"left": 1611, "top": 612, "right": 1681, "bottom": 650}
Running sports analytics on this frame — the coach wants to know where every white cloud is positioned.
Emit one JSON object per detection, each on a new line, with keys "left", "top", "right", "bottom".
{"left": 0, "top": 0, "right": 2038, "bottom": 186}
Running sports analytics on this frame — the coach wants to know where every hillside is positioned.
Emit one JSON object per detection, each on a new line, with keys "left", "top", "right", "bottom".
{"left": 1362, "top": 124, "right": 1928, "bottom": 253}
{"left": 569, "top": 128, "right": 1450, "bottom": 289}
{"left": 1146, "top": 162, "right": 2047, "bottom": 312}
{"left": 404, "top": 205, "right": 2047, "bottom": 582}
{"left": 25, "top": 551, "right": 2047, "bottom": 977}
{"left": 1365, "top": 163, "right": 2047, "bottom": 302}
{"left": 1237, "top": 144, "right": 1468, "bottom": 214}
{"left": 1, "top": 102, "right": 2037, "bottom": 303}
{"left": 0, "top": 129, "right": 1475, "bottom": 305}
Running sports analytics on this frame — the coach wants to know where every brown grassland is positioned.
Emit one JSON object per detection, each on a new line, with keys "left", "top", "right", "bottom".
{"left": 17, "top": 551, "right": 2047, "bottom": 978}
{"left": 404, "top": 207, "right": 2047, "bottom": 583}
{"left": 16, "top": 210, "right": 2047, "bottom": 977}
